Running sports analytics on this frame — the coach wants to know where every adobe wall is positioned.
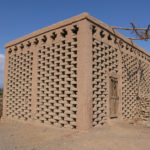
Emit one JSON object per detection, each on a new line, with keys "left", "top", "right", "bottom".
{"left": 89, "top": 19, "right": 150, "bottom": 126}
{"left": 0, "top": 98, "right": 2, "bottom": 118}
{"left": 4, "top": 23, "right": 79, "bottom": 129}
{"left": 91, "top": 25, "right": 120, "bottom": 126}
{"left": 3, "top": 14, "right": 93, "bottom": 130}
{"left": 3, "top": 13, "right": 150, "bottom": 130}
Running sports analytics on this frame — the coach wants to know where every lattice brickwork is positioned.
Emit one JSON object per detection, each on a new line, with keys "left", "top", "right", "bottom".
{"left": 3, "top": 13, "right": 150, "bottom": 129}
{"left": 92, "top": 27, "right": 119, "bottom": 127}
{"left": 121, "top": 53, "right": 138, "bottom": 119}
{"left": 6, "top": 50, "right": 33, "bottom": 121}
{"left": 36, "top": 36, "right": 78, "bottom": 129}
{"left": 0, "top": 98, "right": 2, "bottom": 118}
{"left": 120, "top": 42, "right": 150, "bottom": 120}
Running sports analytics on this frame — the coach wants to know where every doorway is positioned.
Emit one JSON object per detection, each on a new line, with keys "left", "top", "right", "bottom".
{"left": 109, "top": 76, "right": 119, "bottom": 118}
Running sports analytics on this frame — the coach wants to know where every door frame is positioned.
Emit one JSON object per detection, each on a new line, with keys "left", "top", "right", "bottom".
{"left": 109, "top": 76, "right": 119, "bottom": 118}
{"left": 106, "top": 71, "right": 122, "bottom": 120}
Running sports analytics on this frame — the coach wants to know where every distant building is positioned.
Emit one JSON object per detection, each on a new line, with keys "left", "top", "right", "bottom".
{"left": 3, "top": 13, "right": 150, "bottom": 130}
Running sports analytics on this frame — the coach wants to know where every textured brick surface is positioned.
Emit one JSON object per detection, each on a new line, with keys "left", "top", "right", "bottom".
{"left": 6, "top": 51, "right": 33, "bottom": 121}
{"left": 3, "top": 13, "right": 150, "bottom": 129}
{"left": 92, "top": 32, "right": 119, "bottom": 126}
{"left": 4, "top": 19, "right": 80, "bottom": 129}
{"left": 91, "top": 22, "right": 150, "bottom": 126}
{"left": 35, "top": 32, "right": 78, "bottom": 129}
{"left": 0, "top": 98, "right": 2, "bottom": 117}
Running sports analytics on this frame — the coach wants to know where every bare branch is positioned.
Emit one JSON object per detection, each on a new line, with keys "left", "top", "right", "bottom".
{"left": 145, "top": 25, "right": 150, "bottom": 38}
{"left": 130, "top": 23, "right": 143, "bottom": 39}
{"left": 112, "top": 23, "right": 150, "bottom": 40}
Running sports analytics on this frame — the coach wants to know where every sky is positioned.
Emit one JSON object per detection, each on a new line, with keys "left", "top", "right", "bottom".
{"left": 0, "top": 0, "right": 150, "bottom": 87}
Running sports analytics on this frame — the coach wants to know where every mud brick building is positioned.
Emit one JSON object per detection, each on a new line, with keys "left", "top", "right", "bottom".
{"left": 3, "top": 13, "right": 150, "bottom": 130}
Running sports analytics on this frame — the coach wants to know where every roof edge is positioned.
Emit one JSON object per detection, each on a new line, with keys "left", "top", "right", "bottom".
{"left": 5, "top": 12, "right": 90, "bottom": 48}
{"left": 85, "top": 15, "right": 150, "bottom": 56}
{"left": 5, "top": 13, "right": 150, "bottom": 57}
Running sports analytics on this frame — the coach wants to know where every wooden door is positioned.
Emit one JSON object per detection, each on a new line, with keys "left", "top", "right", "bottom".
{"left": 109, "top": 77, "right": 119, "bottom": 118}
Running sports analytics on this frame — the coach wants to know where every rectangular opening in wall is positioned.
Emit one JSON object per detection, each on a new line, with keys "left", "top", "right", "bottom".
{"left": 109, "top": 76, "right": 119, "bottom": 119}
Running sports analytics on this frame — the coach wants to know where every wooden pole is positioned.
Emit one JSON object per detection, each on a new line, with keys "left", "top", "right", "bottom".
{"left": 128, "top": 37, "right": 150, "bottom": 40}
{"left": 111, "top": 26, "right": 150, "bottom": 31}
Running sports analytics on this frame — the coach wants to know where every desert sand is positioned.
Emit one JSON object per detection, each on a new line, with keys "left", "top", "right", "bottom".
{"left": 0, "top": 119, "right": 150, "bottom": 150}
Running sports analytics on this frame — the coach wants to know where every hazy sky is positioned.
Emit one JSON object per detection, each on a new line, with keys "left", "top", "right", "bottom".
{"left": 0, "top": 0, "right": 150, "bottom": 87}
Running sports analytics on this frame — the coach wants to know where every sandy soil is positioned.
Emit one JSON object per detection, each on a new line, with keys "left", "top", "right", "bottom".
{"left": 0, "top": 119, "right": 150, "bottom": 150}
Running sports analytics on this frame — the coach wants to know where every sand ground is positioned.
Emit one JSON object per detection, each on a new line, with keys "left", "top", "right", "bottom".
{"left": 0, "top": 119, "right": 150, "bottom": 150}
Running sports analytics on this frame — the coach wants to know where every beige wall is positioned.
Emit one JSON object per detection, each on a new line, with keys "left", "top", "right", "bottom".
{"left": 90, "top": 21, "right": 150, "bottom": 125}
{"left": 3, "top": 13, "right": 150, "bottom": 130}
{"left": 0, "top": 98, "right": 2, "bottom": 117}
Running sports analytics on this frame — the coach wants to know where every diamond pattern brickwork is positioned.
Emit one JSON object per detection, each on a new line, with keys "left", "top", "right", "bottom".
{"left": 121, "top": 53, "right": 138, "bottom": 119}
{"left": 121, "top": 50, "right": 150, "bottom": 120}
{"left": 92, "top": 28, "right": 119, "bottom": 127}
{"left": 6, "top": 50, "right": 33, "bottom": 121}
{"left": 35, "top": 30, "right": 78, "bottom": 129}
{"left": 4, "top": 23, "right": 79, "bottom": 129}
{"left": 4, "top": 14, "right": 150, "bottom": 129}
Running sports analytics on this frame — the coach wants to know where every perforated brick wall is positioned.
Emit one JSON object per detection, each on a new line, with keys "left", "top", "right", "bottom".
{"left": 121, "top": 53, "right": 138, "bottom": 119}
{"left": 36, "top": 33, "right": 78, "bottom": 129}
{"left": 3, "top": 13, "right": 150, "bottom": 130}
{"left": 4, "top": 19, "right": 80, "bottom": 129}
{"left": 91, "top": 25, "right": 119, "bottom": 127}
{"left": 91, "top": 22, "right": 150, "bottom": 125}
{"left": 6, "top": 50, "right": 33, "bottom": 121}
{"left": 121, "top": 49, "right": 150, "bottom": 121}
{"left": 0, "top": 98, "right": 2, "bottom": 118}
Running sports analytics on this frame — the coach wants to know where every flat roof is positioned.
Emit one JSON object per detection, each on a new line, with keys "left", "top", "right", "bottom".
{"left": 5, "top": 12, "right": 150, "bottom": 57}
